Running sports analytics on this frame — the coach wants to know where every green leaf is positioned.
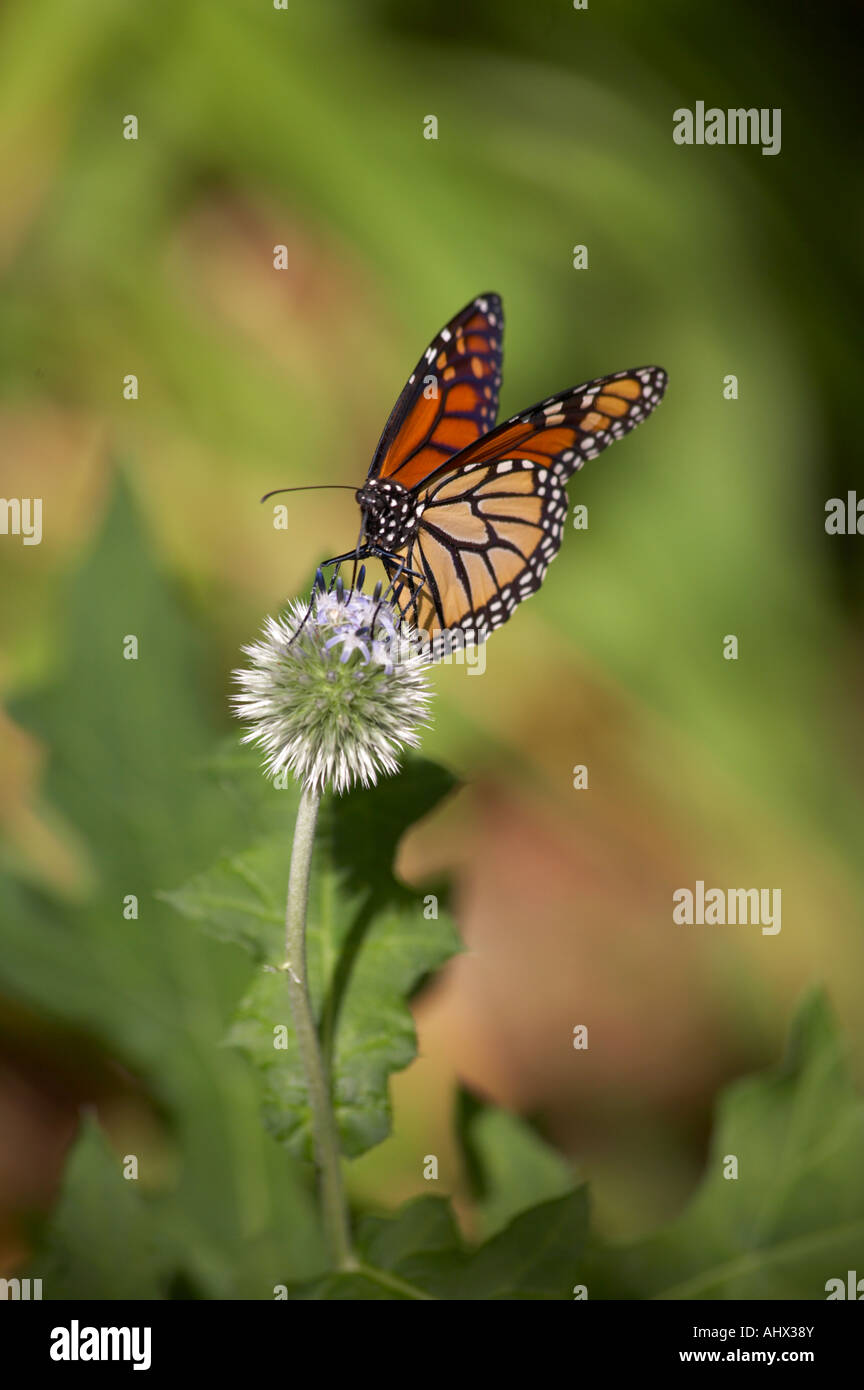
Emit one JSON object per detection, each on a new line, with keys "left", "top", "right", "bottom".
{"left": 165, "top": 757, "right": 462, "bottom": 1159}
{"left": 8, "top": 472, "right": 238, "bottom": 895}
{"left": 581, "top": 989, "right": 864, "bottom": 1299}
{"left": 457, "top": 1090, "right": 577, "bottom": 1239}
{"left": 296, "top": 1190, "right": 590, "bottom": 1300}
{"left": 1, "top": 474, "right": 325, "bottom": 1294}
{"left": 300, "top": 1198, "right": 459, "bottom": 1300}
{"left": 27, "top": 1116, "right": 169, "bottom": 1301}
{"left": 295, "top": 989, "right": 864, "bottom": 1300}
{"left": 454, "top": 1190, "right": 589, "bottom": 1300}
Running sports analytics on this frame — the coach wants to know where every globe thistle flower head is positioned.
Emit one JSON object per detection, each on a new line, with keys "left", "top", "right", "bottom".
{"left": 232, "top": 576, "right": 432, "bottom": 794}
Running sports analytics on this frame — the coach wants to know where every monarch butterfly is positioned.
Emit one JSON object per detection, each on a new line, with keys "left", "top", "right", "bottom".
{"left": 272, "top": 294, "right": 667, "bottom": 650}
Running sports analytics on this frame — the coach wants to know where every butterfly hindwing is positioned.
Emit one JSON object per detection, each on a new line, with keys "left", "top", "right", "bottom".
{"left": 384, "top": 365, "right": 667, "bottom": 643}
{"left": 369, "top": 293, "right": 504, "bottom": 491}
{"left": 385, "top": 459, "right": 567, "bottom": 641}
{"left": 438, "top": 365, "right": 668, "bottom": 479}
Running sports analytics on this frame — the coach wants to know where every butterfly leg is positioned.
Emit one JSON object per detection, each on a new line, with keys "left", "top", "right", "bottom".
{"left": 284, "top": 549, "right": 372, "bottom": 650}
{"left": 284, "top": 571, "right": 327, "bottom": 649}
{"left": 364, "top": 561, "right": 426, "bottom": 656}
{"left": 376, "top": 552, "right": 427, "bottom": 630}
{"left": 316, "top": 548, "right": 369, "bottom": 574}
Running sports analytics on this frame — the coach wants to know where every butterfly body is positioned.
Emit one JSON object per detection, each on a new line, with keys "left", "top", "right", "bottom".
{"left": 355, "top": 477, "right": 424, "bottom": 553}
{"left": 330, "top": 293, "right": 666, "bottom": 648}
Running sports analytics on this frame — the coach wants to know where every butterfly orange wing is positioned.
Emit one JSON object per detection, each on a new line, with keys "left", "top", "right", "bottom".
{"left": 369, "top": 293, "right": 503, "bottom": 491}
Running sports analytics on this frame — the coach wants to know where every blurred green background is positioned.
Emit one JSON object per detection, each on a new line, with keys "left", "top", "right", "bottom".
{"left": 1, "top": 0, "right": 862, "bottom": 1292}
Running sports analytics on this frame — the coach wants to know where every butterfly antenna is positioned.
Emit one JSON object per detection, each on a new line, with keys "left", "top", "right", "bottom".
{"left": 260, "top": 484, "right": 358, "bottom": 503}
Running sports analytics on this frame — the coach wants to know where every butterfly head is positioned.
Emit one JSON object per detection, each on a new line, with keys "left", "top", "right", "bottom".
{"left": 355, "top": 477, "right": 422, "bottom": 553}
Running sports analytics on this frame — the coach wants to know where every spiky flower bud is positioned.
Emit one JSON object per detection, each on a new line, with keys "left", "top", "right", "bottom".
{"left": 231, "top": 581, "right": 432, "bottom": 794}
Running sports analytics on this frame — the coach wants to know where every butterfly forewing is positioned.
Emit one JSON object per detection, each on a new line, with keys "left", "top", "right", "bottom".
{"left": 369, "top": 293, "right": 504, "bottom": 491}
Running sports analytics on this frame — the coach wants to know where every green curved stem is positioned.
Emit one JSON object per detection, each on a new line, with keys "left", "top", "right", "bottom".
{"left": 284, "top": 784, "right": 356, "bottom": 1270}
